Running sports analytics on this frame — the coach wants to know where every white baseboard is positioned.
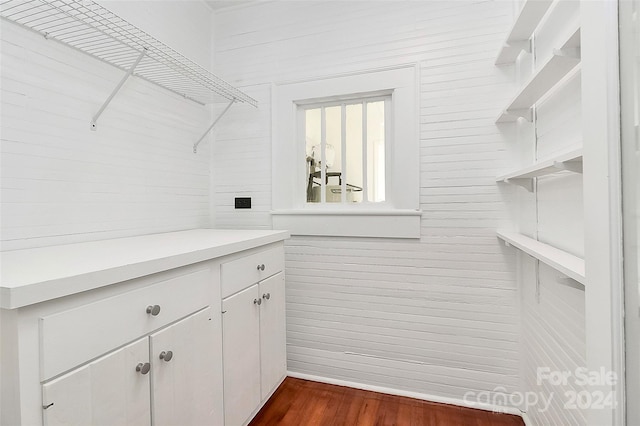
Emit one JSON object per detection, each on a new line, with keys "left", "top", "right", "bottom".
{"left": 521, "top": 411, "right": 533, "bottom": 426}
{"left": 286, "top": 371, "right": 526, "bottom": 420}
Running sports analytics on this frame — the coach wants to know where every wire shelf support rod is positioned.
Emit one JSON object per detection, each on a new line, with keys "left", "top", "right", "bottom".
{"left": 90, "top": 47, "right": 146, "bottom": 130}
{"left": 193, "top": 99, "right": 235, "bottom": 154}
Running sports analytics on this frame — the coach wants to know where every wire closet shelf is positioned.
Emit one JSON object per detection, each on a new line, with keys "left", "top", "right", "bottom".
{"left": 0, "top": 0, "right": 257, "bottom": 107}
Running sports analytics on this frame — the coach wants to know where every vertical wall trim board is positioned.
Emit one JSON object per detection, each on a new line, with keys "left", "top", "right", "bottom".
{"left": 580, "top": 0, "right": 625, "bottom": 424}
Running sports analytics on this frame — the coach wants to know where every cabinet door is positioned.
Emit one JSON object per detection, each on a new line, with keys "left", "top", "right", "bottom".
{"left": 259, "top": 272, "right": 287, "bottom": 400}
{"left": 150, "top": 307, "right": 219, "bottom": 426}
{"left": 222, "top": 284, "right": 261, "bottom": 426}
{"left": 42, "top": 337, "right": 150, "bottom": 426}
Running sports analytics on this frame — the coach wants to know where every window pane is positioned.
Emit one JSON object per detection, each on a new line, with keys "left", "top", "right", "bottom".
{"left": 305, "top": 108, "right": 321, "bottom": 203}
{"left": 366, "top": 101, "right": 385, "bottom": 202}
{"left": 345, "top": 104, "right": 363, "bottom": 203}
{"left": 325, "top": 106, "right": 342, "bottom": 203}
{"left": 303, "top": 97, "right": 387, "bottom": 205}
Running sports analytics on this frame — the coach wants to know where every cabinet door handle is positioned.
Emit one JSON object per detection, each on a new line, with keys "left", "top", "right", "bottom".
{"left": 254, "top": 298, "right": 262, "bottom": 305}
{"left": 159, "top": 351, "right": 173, "bottom": 362}
{"left": 257, "top": 264, "right": 265, "bottom": 271}
{"left": 262, "top": 293, "right": 271, "bottom": 300}
{"left": 146, "top": 305, "right": 161, "bottom": 316}
{"left": 136, "top": 362, "right": 151, "bottom": 375}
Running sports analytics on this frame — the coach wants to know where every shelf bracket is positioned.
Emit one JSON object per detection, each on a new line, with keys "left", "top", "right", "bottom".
{"left": 505, "top": 39, "right": 532, "bottom": 54}
{"left": 553, "top": 160, "right": 583, "bottom": 174}
{"left": 90, "top": 48, "right": 147, "bottom": 131}
{"left": 553, "top": 47, "right": 581, "bottom": 59}
{"left": 557, "top": 276, "right": 585, "bottom": 290}
{"left": 506, "top": 178, "right": 534, "bottom": 192}
{"left": 193, "top": 99, "right": 236, "bottom": 153}
{"left": 502, "top": 108, "right": 533, "bottom": 122}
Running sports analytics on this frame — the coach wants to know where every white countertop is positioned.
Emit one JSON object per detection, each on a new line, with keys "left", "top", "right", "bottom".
{"left": 0, "top": 229, "right": 290, "bottom": 309}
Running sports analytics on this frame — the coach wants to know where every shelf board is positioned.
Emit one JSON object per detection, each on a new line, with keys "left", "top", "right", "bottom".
{"left": 495, "top": 0, "right": 554, "bottom": 66}
{"left": 497, "top": 148, "right": 583, "bottom": 187}
{"left": 497, "top": 231, "right": 585, "bottom": 286}
{"left": 496, "top": 27, "right": 581, "bottom": 123}
{"left": 0, "top": 0, "right": 257, "bottom": 107}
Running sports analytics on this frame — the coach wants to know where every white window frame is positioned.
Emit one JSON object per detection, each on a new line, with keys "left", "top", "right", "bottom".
{"left": 271, "top": 65, "right": 421, "bottom": 238}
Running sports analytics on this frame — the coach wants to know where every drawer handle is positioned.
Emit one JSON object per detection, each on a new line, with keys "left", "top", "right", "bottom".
{"left": 254, "top": 298, "right": 262, "bottom": 305}
{"left": 159, "top": 351, "right": 173, "bottom": 362}
{"left": 257, "top": 264, "right": 265, "bottom": 271}
{"left": 262, "top": 293, "right": 271, "bottom": 300}
{"left": 136, "top": 362, "right": 151, "bottom": 375}
{"left": 146, "top": 305, "right": 161, "bottom": 316}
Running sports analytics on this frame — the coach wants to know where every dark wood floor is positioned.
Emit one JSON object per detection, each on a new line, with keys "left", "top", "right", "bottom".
{"left": 249, "top": 377, "right": 524, "bottom": 426}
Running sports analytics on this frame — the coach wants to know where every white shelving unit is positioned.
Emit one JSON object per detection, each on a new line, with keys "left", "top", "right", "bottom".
{"left": 497, "top": 231, "right": 585, "bottom": 286}
{"left": 495, "top": 2, "right": 585, "bottom": 292}
{"left": 0, "top": 0, "right": 257, "bottom": 151}
{"left": 0, "top": 0, "right": 256, "bottom": 106}
{"left": 496, "top": 27, "right": 581, "bottom": 123}
{"left": 497, "top": 148, "right": 583, "bottom": 191}
{"left": 495, "top": 0, "right": 554, "bottom": 65}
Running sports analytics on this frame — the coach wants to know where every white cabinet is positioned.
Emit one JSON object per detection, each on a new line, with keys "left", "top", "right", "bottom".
{"left": 39, "top": 269, "right": 211, "bottom": 381}
{"left": 41, "top": 308, "right": 216, "bottom": 426}
{"left": 221, "top": 245, "right": 286, "bottom": 426}
{"left": 36, "top": 265, "right": 222, "bottom": 426}
{"left": 258, "top": 273, "right": 287, "bottom": 401}
{"left": 150, "top": 308, "right": 217, "bottom": 426}
{"left": 222, "top": 285, "right": 262, "bottom": 426}
{"left": 42, "top": 337, "right": 151, "bottom": 426}
{"left": 222, "top": 273, "right": 286, "bottom": 425}
{"left": 0, "top": 231, "right": 288, "bottom": 426}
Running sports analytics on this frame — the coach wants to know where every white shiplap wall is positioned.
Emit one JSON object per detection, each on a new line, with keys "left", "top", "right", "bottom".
{"left": 212, "top": 0, "right": 523, "bottom": 406}
{"left": 511, "top": 2, "right": 586, "bottom": 425}
{"left": 0, "top": 1, "right": 214, "bottom": 251}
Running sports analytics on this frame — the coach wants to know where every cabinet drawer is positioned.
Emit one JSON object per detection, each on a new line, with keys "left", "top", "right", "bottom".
{"left": 221, "top": 245, "right": 284, "bottom": 298}
{"left": 40, "top": 268, "right": 210, "bottom": 381}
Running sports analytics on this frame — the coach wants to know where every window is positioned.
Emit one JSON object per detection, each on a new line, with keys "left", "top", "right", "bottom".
{"left": 272, "top": 66, "right": 421, "bottom": 238}
{"left": 302, "top": 95, "right": 389, "bottom": 204}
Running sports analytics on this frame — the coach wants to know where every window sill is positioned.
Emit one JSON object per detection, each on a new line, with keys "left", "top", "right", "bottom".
{"left": 271, "top": 209, "right": 422, "bottom": 239}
